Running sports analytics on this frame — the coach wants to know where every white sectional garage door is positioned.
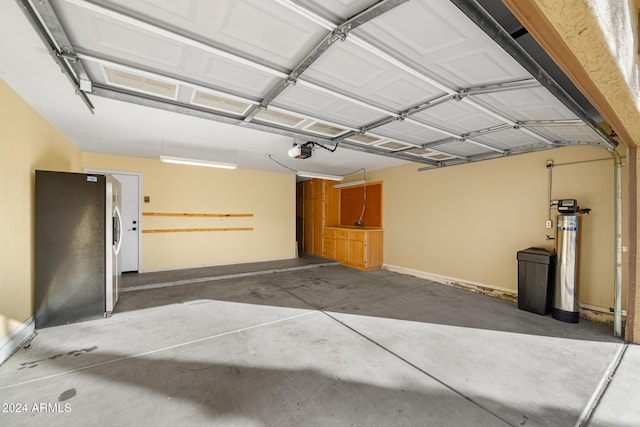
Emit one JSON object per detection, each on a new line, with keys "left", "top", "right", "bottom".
{"left": 20, "top": 0, "right": 616, "bottom": 169}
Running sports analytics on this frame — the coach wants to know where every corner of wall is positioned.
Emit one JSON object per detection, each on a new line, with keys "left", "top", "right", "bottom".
{"left": 0, "top": 316, "right": 35, "bottom": 365}
{"left": 1, "top": 79, "right": 81, "bottom": 348}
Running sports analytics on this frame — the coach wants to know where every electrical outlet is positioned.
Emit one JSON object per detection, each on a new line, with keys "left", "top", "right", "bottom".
{"left": 545, "top": 220, "right": 552, "bottom": 229}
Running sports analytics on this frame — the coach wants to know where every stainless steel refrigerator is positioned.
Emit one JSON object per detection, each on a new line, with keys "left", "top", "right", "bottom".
{"left": 35, "top": 170, "right": 123, "bottom": 328}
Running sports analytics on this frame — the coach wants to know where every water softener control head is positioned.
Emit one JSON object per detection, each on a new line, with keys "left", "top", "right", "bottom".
{"left": 557, "top": 199, "right": 578, "bottom": 213}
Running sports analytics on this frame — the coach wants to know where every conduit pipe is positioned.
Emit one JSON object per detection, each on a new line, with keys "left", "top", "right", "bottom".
{"left": 611, "top": 149, "right": 623, "bottom": 337}
{"left": 546, "top": 154, "right": 623, "bottom": 337}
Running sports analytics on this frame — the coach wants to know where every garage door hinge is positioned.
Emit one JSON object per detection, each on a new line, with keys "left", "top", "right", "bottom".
{"left": 331, "top": 25, "right": 351, "bottom": 42}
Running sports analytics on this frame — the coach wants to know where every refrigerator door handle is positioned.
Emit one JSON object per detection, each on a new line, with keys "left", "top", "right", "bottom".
{"left": 113, "top": 205, "right": 123, "bottom": 255}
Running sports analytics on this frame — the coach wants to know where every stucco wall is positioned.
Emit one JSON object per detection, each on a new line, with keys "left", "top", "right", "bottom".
{"left": 511, "top": 0, "right": 640, "bottom": 147}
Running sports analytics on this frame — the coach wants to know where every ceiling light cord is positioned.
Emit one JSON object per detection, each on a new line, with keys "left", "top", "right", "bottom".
{"left": 268, "top": 154, "right": 297, "bottom": 172}
{"left": 357, "top": 169, "right": 367, "bottom": 225}
{"left": 342, "top": 167, "right": 365, "bottom": 177}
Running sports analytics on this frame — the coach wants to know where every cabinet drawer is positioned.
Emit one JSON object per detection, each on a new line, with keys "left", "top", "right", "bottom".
{"left": 323, "top": 228, "right": 336, "bottom": 239}
{"left": 335, "top": 229, "right": 349, "bottom": 240}
{"left": 349, "top": 230, "right": 365, "bottom": 242}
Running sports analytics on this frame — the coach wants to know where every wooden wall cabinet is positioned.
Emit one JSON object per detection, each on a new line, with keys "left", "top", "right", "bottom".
{"left": 323, "top": 227, "right": 383, "bottom": 271}
{"left": 298, "top": 179, "right": 340, "bottom": 256}
{"left": 298, "top": 179, "right": 383, "bottom": 271}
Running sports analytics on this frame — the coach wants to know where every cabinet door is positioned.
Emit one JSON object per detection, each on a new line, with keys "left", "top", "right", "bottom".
{"left": 348, "top": 232, "right": 366, "bottom": 269}
{"left": 313, "top": 196, "right": 323, "bottom": 255}
{"left": 303, "top": 197, "right": 315, "bottom": 253}
{"left": 366, "top": 231, "right": 384, "bottom": 269}
{"left": 322, "top": 229, "right": 336, "bottom": 259}
{"left": 323, "top": 238, "right": 335, "bottom": 259}
{"left": 336, "top": 231, "right": 349, "bottom": 263}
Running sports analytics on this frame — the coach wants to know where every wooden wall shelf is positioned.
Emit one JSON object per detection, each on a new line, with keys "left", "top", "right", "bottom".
{"left": 142, "top": 212, "right": 254, "bottom": 234}
{"left": 143, "top": 212, "right": 253, "bottom": 218}
{"left": 143, "top": 227, "right": 253, "bottom": 234}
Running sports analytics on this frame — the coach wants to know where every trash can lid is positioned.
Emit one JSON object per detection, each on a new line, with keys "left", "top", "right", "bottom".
{"left": 517, "top": 247, "right": 554, "bottom": 264}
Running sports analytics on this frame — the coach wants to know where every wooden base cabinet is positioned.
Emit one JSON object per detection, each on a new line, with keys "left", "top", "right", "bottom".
{"left": 323, "top": 227, "right": 383, "bottom": 271}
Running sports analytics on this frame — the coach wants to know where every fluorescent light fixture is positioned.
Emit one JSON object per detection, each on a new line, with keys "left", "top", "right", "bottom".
{"left": 334, "top": 180, "right": 365, "bottom": 188}
{"left": 160, "top": 156, "right": 237, "bottom": 170}
{"left": 297, "top": 171, "right": 343, "bottom": 181}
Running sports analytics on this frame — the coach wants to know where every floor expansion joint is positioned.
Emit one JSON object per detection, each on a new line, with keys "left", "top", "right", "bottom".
{"left": 575, "top": 343, "right": 628, "bottom": 427}
{"left": 319, "top": 310, "right": 514, "bottom": 426}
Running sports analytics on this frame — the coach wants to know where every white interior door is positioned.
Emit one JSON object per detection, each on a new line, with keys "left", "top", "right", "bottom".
{"left": 85, "top": 169, "right": 141, "bottom": 273}
{"left": 113, "top": 173, "right": 140, "bottom": 273}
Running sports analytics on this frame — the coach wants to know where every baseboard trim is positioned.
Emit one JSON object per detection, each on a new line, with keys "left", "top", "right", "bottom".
{"left": 382, "top": 264, "right": 623, "bottom": 325}
{"left": 0, "top": 316, "right": 35, "bottom": 365}
{"left": 382, "top": 264, "right": 517, "bottom": 302}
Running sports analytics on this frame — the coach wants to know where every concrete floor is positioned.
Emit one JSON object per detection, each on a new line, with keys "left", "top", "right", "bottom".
{"left": 0, "top": 256, "right": 636, "bottom": 426}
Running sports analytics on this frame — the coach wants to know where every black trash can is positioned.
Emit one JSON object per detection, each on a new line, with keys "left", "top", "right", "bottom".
{"left": 517, "top": 247, "right": 555, "bottom": 315}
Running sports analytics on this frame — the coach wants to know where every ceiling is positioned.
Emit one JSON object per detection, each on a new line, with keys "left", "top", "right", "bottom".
{"left": 1, "top": 0, "right": 616, "bottom": 178}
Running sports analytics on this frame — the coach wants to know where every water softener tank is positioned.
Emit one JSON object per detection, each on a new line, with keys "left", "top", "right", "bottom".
{"left": 552, "top": 214, "right": 581, "bottom": 323}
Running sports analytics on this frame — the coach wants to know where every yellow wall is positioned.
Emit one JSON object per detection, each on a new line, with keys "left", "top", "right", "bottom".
{"left": 0, "top": 67, "right": 630, "bottom": 346}
{"left": 366, "top": 146, "right": 627, "bottom": 312}
{"left": 81, "top": 153, "right": 297, "bottom": 271}
{"left": 0, "top": 79, "right": 296, "bottom": 345}
{"left": 0, "top": 79, "right": 81, "bottom": 339}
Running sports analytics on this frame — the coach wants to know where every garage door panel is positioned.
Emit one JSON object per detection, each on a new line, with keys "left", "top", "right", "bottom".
{"left": 54, "top": 1, "right": 281, "bottom": 100}
{"left": 303, "top": 41, "right": 443, "bottom": 111}
{"left": 474, "top": 128, "right": 549, "bottom": 151}
{"left": 31, "top": 0, "right": 615, "bottom": 169}
{"left": 295, "top": 0, "right": 380, "bottom": 23}
{"left": 196, "top": 54, "right": 280, "bottom": 98}
{"left": 435, "top": 140, "right": 490, "bottom": 157}
{"left": 353, "top": 0, "right": 531, "bottom": 88}
{"left": 274, "top": 86, "right": 386, "bottom": 127}
{"left": 53, "top": 1, "right": 186, "bottom": 69}
{"left": 84, "top": 0, "right": 328, "bottom": 70}
{"left": 413, "top": 101, "right": 505, "bottom": 135}
{"left": 530, "top": 125, "right": 606, "bottom": 145}
{"left": 472, "top": 87, "right": 579, "bottom": 121}
{"left": 374, "top": 120, "right": 446, "bottom": 145}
